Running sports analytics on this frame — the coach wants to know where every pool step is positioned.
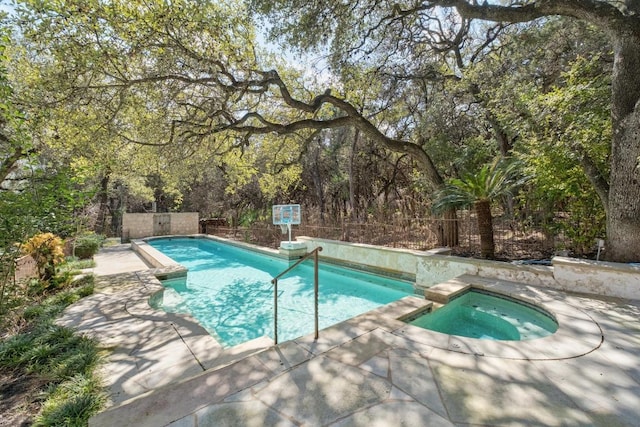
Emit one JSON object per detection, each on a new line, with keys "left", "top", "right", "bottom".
{"left": 425, "top": 277, "right": 471, "bottom": 303}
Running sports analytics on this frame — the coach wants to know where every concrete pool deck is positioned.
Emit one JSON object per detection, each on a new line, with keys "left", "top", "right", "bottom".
{"left": 59, "top": 244, "right": 640, "bottom": 426}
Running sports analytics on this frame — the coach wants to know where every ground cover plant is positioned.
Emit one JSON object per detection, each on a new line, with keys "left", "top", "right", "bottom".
{"left": 0, "top": 273, "right": 106, "bottom": 426}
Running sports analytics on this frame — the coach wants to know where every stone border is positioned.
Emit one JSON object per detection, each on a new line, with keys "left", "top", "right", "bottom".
{"left": 298, "top": 236, "right": 640, "bottom": 300}
{"left": 130, "top": 239, "right": 187, "bottom": 279}
{"left": 132, "top": 236, "right": 604, "bottom": 362}
{"left": 385, "top": 275, "right": 603, "bottom": 361}
{"left": 553, "top": 256, "right": 640, "bottom": 299}
{"left": 135, "top": 234, "right": 416, "bottom": 288}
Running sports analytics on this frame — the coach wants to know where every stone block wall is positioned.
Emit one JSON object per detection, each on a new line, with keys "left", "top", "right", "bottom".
{"left": 14, "top": 255, "right": 38, "bottom": 282}
{"left": 553, "top": 257, "right": 640, "bottom": 300}
{"left": 414, "top": 255, "right": 557, "bottom": 292}
{"left": 122, "top": 213, "right": 156, "bottom": 240}
{"left": 122, "top": 213, "right": 199, "bottom": 240}
{"left": 169, "top": 213, "right": 199, "bottom": 235}
{"left": 298, "top": 237, "right": 419, "bottom": 281}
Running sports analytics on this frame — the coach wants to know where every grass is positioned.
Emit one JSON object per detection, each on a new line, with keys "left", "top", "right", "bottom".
{"left": 0, "top": 275, "right": 106, "bottom": 426}
{"left": 57, "top": 257, "right": 96, "bottom": 276}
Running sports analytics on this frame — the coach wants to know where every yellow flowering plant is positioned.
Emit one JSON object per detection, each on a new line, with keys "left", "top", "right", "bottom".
{"left": 20, "top": 233, "right": 65, "bottom": 281}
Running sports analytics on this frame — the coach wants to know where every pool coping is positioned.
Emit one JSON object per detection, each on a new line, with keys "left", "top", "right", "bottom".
{"left": 87, "top": 272, "right": 609, "bottom": 427}
{"left": 393, "top": 274, "right": 604, "bottom": 361}
{"left": 135, "top": 234, "right": 286, "bottom": 266}
{"left": 75, "top": 242, "right": 636, "bottom": 427}
{"left": 135, "top": 234, "right": 418, "bottom": 287}
{"left": 132, "top": 236, "right": 603, "bottom": 363}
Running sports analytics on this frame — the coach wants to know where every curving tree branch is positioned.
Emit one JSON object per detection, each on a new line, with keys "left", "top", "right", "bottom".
{"left": 435, "top": 0, "right": 639, "bottom": 35}
{"left": 206, "top": 70, "right": 446, "bottom": 188}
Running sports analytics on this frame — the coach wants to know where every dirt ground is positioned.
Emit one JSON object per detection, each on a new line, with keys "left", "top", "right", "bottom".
{"left": 0, "top": 369, "right": 47, "bottom": 427}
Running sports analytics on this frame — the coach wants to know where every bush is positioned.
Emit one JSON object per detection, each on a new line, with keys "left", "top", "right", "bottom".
{"left": 0, "top": 279, "right": 105, "bottom": 426}
{"left": 73, "top": 233, "right": 103, "bottom": 260}
{"left": 21, "top": 233, "right": 65, "bottom": 281}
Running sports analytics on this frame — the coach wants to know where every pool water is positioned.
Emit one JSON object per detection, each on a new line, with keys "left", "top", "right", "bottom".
{"left": 148, "top": 237, "right": 412, "bottom": 347}
{"left": 408, "top": 290, "right": 558, "bottom": 341}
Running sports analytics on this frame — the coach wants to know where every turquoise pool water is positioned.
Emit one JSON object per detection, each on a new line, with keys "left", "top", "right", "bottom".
{"left": 148, "top": 237, "right": 412, "bottom": 347}
{"left": 408, "top": 290, "right": 558, "bottom": 341}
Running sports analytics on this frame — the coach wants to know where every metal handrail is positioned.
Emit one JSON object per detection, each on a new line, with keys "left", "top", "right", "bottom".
{"left": 271, "top": 246, "right": 323, "bottom": 344}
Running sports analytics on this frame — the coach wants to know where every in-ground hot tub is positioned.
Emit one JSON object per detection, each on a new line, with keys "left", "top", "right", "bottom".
{"left": 404, "top": 288, "right": 558, "bottom": 341}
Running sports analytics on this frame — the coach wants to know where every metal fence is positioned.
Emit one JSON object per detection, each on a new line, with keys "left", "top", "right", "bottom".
{"left": 202, "top": 211, "right": 570, "bottom": 260}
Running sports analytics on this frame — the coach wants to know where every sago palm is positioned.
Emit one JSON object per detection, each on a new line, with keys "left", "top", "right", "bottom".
{"left": 432, "top": 159, "right": 528, "bottom": 259}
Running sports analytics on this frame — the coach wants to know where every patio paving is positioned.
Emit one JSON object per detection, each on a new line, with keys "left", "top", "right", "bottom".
{"left": 58, "top": 244, "right": 640, "bottom": 426}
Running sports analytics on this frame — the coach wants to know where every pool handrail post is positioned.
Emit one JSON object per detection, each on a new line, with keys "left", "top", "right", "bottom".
{"left": 314, "top": 248, "right": 319, "bottom": 340}
{"left": 273, "top": 278, "right": 278, "bottom": 344}
{"left": 271, "top": 246, "right": 323, "bottom": 345}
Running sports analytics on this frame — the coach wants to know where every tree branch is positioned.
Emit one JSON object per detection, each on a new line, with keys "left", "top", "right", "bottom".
{"left": 0, "top": 145, "right": 32, "bottom": 183}
{"left": 216, "top": 75, "right": 446, "bottom": 189}
{"left": 574, "top": 145, "right": 610, "bottom": 211}
{"left": 435, "top": 0, "right": 639, "bottom": 36}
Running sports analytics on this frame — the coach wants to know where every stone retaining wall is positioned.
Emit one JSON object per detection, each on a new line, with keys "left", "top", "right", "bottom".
{"left": 14, "top": 255, "right": 38, "bottom": 282}
{"left": 297, "top": 236, "right": 639, "bottom": 300}
{"left": 122, "top": 213, "right": 199, "bottom": 240}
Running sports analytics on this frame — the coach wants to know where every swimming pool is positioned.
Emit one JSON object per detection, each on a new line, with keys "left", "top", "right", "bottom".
{"left": 406, "top": 289, "right": 558, "bottom": 340}
{"left": 147, "top": 237, "right": 413, "bottom": 347}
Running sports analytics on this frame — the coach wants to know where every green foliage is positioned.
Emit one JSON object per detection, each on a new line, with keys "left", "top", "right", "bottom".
{"left": 60, "top": 257, "right": 96, "bottom": 272}
{"left": 3, "top": 1, "right": 624, "bottom": 259}
{"left": 73, "top": 233, "right": 103, "bottom": 260}
{"left": 432, "top": 159, "right": 530, "bottom": 258}
{"left": 12, "top": 0, "right": 262, "bottom": 224}
{"left": 513, "top": 53, "right": 609, "bottom": 254}
{"left": 432, "top": 159, "right": 529, "bottom": 213}
{"left": 21, "top": 277, "right": 94, "bottom": 322}
{"left": 238, "top": 209, "right": 269, "bottom": 227}
{"left": 1, "top": 167, "right": 94, "bottom": 249}
{"left": 0, "top": 20, "right": 29, "bottom": 162}
{"left": 35, "top": 374, "right": 106, "bottom": 427}
{"left": 0, "top": 278, "right": 104, "bottom": 426}
{"left": 462, "top": 19, "right": 611, "bottom": 254}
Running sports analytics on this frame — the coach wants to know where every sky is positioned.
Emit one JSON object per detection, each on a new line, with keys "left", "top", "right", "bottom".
{"left": 0, "top": 0, "right": 15, "bottom": 15}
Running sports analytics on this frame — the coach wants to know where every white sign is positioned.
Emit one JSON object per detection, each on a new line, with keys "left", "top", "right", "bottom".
{"left": 272, "top": 204, "right": 301, "bottom": 225}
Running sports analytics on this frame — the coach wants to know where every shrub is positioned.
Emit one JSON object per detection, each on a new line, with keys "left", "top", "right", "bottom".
{"left": 73, "top": 233, "right": 103, "bottom": 260}
{"left": 0, "top": 280, "right": 105, "bottom": 426}
{"left": 21, "top": 233, "right": 65, "bottom": 281}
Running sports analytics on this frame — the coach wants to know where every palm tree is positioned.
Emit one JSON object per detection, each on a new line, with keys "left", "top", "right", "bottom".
{"left": 432, "top": 159, "right": 529, "bottom": 259}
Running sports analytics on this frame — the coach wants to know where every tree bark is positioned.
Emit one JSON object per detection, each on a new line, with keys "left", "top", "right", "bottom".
{"left": 95, "top": 170, "right": 111, "bottom": 235}
{"left": 438, "top": 208, "right": 460, "bottom": 247}
{"left": 348, "top": 129, "right": 359, "bottom": 222}
{"left": 311, "top": 141, "right": 325, "bottom": 223}
{"left": 605, "top": 33, "right": 640, "bottom": 262}
{"left": 475, "top": 199, "right": 495, "bottom": 259}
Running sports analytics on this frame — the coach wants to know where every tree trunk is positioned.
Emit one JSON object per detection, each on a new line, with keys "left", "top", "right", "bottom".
{"left": 348, "top": 130, "right": 359, "bottom": 222}
{"left": 475, "top": 199, "right": 495, "bottom": 259}
{"left": 95, "top": 170, "right": 111, "bottom": 235}
{"left": 310, "top": 142, "right": 325, "bottom": 223}
{"left": 605, "top": 34, "right": 640, "bottom": 262}
{"left": 438, "top": 208, "right": 459, "bottom": 247}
